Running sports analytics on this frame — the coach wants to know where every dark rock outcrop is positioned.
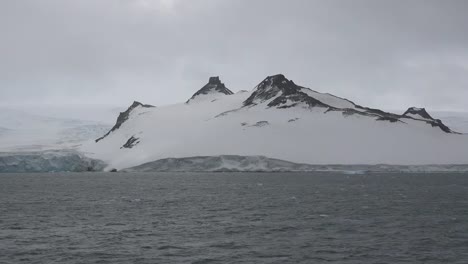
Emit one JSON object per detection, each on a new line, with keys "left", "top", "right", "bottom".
{"left": 121, "top": 136, "right": 140, "bottom": 149}
{"left": 96, "top": 101, "right": 154, "bottom": 142}
{"left": 186, "top": 76, "right": 233, "bottom": 103}
{"left": 251, "top": 121, "right": 269, "bottom": 127}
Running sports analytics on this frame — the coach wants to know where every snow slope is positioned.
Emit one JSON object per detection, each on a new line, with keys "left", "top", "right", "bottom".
{"left": 82, "top": 75, "right": 468, "bottom": 170}
{"left": 0, "top": 108, "right": 111, "bottom": 151}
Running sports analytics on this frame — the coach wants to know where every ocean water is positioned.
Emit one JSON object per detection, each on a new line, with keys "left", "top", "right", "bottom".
{"left": 1, "top": 172, "right": 468, "bottom": 264}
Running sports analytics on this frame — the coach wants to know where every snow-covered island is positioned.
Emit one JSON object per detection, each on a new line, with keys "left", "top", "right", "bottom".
{"left": 1, "top": 74, "right": 467, "bottom": 173}
{"left": 71, "top": 74, "right": 468, "bottom": 173}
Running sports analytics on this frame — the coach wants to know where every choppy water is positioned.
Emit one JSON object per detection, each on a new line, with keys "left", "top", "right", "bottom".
{"left": 1, "top": 172, "right": 468, "bottom": 263}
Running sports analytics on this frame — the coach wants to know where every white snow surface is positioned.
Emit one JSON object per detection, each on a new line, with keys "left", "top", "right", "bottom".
{"left": 82, "top": 88, "right": 468, "bottom": 170}
{"left": 0, "top": 107, "right": 111, "bottom": 152}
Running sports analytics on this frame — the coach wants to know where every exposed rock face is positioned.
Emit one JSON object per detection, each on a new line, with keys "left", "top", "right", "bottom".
{"left": 243, "top": 74, "right": 329, "bottom": 109}
{"left": 186, "top": 76, "right": 233, "bottom": 103}
{"left": 401, "top": 107, "right": 455, "bottom": 133}
{"left": 96, "top": 101, "right": 154, "bottom": 142}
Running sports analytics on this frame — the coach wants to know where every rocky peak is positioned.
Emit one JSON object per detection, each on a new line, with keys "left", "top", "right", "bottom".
{"left": 186, "top": 76, "right": 233, "bottom": 103}
{"left": 96, "top": 101, "right": 155, "bottom": 142}
{"left": 266, "top": 74, "right": 290, "bottom": 85}
{"left": 208, "top": 76, "right": 222, "bottom": 85}
{"left": 402, "top": 107, "right": 434, "bottom": 120}
{"left": 243, "top": 74, "right": 298, "bottom": 106}
{"left": 243, "top": 74, "right": 328, "bottom": 109}
{"left": 401, "top": 107, "right": 456, "bottom": 133}
{"left": 258, "top": 74, "right": 297, "bottom": 90}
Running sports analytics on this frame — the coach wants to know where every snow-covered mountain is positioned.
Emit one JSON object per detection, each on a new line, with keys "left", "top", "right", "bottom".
{"left": 82, "top": 74, "right": 468, "bottom": 170}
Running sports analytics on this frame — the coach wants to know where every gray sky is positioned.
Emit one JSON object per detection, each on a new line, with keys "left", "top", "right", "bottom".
{"left": 1, "top": 0, "right": 468, "bottom": 111}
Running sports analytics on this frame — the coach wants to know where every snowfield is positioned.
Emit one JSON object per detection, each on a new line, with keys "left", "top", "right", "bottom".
{"left": 0, "top": 107, "right": 111, "bottom": 151}
{"left": 81, "top": 75, "right": 468, "bottom": 171}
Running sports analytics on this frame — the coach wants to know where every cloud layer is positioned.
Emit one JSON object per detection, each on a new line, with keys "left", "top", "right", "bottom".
{"left": 1, "top": 0, "right": 467, "bottom": 111}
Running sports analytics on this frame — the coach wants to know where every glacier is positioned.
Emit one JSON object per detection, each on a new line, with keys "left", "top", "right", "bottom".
{"left": 0, "top": 107, "right": 111, "bottom": 152}
{"left": 0, "top": 150, "right": 106, "bottom": 173}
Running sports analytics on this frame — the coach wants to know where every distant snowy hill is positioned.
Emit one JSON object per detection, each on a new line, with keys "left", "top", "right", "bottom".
{"left": 81, "top": 74, "right": 468, "bottom": 170}
{"left": 124, "top": 155, "right": 468, "bottom": 173}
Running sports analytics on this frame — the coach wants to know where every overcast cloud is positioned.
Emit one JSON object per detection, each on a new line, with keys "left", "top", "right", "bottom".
{"left": 1, "top": 0, "right": 468, "bottom": 111}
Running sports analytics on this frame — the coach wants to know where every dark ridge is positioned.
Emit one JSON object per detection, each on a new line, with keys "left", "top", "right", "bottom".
{"left": 325, "top": 108, "right": 403, "bottom": 123}
{"left": 429, "top": 119, "right": 454, "bottom": 133}
{"left": 268, "top": 92, "right": 329, "bottom": 109}
{"left": 95, "top": 101, "right": 154, "bottom": 142}
{"left": 243, "top": 74, "right": 330, "bottom": 109}
{"left": 355, "top": 105, "right": 402, "bottom": 120}
{"left": 186, "top": 76, "right": 233, "bottom": 103}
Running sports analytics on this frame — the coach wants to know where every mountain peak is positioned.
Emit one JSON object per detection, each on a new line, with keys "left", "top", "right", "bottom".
{"left": 401, "top": 107, "right": 456, "bottom": 133}
{"left": 208, "top": 76, "right": 222, "bottom": 85}
{"left": 243, "top": 74, "right": 295, "bottom": 106}
{"left": 243, "top": 74, "right": 328, "bottom": 109}
{"left": 403, "top": 107, "right": 434, "bottom": 120}
{"left": 263, "top": 74, "right": 292, "bottom": 85}
{"left": 187, "top": 76, "right": 233, "bottom": 103}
